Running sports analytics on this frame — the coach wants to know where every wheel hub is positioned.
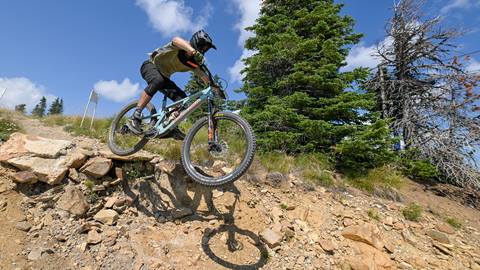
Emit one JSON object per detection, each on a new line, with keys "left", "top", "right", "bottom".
{"left": 209, "top": 140, "right": 229, "bottom": 158}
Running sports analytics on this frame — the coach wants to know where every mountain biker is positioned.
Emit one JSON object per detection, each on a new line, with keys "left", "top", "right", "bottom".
{"left": 128, "top": 30, "right": 218, "bottom": 139}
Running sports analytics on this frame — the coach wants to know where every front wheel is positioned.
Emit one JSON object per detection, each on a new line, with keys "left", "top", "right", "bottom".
{"left": 181, "top": 111, "right": 256, "bottom": 186}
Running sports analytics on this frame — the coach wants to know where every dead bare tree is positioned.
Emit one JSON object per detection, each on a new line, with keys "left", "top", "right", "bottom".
{"left": 368, "top": 0, "right": 480, "bottom": 189}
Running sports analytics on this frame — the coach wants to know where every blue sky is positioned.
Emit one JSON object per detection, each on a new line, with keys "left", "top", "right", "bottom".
{"left": 0, "top": 0, "right": 479, "bottom": 117}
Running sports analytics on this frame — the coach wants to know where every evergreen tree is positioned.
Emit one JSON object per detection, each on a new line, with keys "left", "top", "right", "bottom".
{"left": 14, "top": 104, "right": 26, "bottom": 114}
{"left": 58, "top": 99, "right": 64, "bottom": 114}
{"left": 240, "top": 0, "right": 386, "bottom": 156}
{"left": 31, "top": 96, "right": 47, "bottom": 117}
{"left": 47, "top": 97, "right": 64, "bottom": 115}
{"left": 48, "top": 98, "right": 59, "bottom": 115}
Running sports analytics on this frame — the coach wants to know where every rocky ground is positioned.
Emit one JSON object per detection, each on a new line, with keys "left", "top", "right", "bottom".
{"left": 0, "top": 115, "right": 479, "bottom": 270}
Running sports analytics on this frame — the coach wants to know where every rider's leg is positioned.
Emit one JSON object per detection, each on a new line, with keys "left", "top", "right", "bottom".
{"left": 129, "top": 61, "right": 166, "bottom": 133}
{"left": 159, "top": 79, "right": 188, "bottom": 140}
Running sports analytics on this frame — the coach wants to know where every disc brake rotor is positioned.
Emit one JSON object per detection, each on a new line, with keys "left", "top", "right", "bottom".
{"left": 209, "top": 140, "right": 229, "bottom": 158}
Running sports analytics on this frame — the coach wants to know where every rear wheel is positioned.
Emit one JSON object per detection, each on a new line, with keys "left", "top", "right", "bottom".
{"left": 181, "top": 112, "right": 256, "bottom": 186}
{"left": 108, "top": 100, "right": 157, "bottom": 156}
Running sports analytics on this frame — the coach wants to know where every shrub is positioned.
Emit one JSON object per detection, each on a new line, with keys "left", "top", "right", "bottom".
{"left": 335, "top": 119, "right": 398, "bottom": 173}
{"left": 446, "top": 217, "right": 462, "bottom": 229}
{"left": 367, "top": 209, "right": 380, "bottom": 221}
{"left": 402, "top": 203, "right": 422, "bottom": 221}
{"left": 400, "top": 149, "right": 439, "bottom": 181}
{"left": 348, "top": 165, "right": 405, "bottom": 192}
{"left": 0, "top": 118, "right": 21, "bottom": 141}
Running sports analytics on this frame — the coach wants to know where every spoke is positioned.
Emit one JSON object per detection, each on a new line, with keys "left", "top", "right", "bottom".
{"left": 188, "top": 118, "right": 248, "bottom": 179}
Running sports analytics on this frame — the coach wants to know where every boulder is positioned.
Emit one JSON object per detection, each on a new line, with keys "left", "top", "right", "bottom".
{"left": 104, "top": 196, "right": 118, "bottom": 209}
{"left": 80, "top": 157, "right": 113, "bottom": 178}
{"left": 342, "top": 223, "right": 384, "bottom": 250}
{"left": 436, "top": 223, "right": 455, "bottom": 235}
{"left": 0, "top": 133, "right": 71, "bottom": 161}
{"left": 94, "top": 209, "right": 119, "bottom": 225}
{"left": 87, "top": 230, "right": 102, "bottom": 245}
{"left": 266, "top": 172, "right": 287, "bottom": 187}
{"left": 319, "top": 239, "right": 337, "bottom": 253}
{"left": 15, "top": 221, "right": 32, "bottom": 232}
{"left": 98, "top": 150, "right": 154, "bottom": 162}
{"left": 8, "top": 156, "right": 69, "bottom": 185}
{"left": 66, "top": 151, "right": 88, "bottom": 169}
{"left": 347, "top": 242, "right": 395, "bottom": 270}
{"left": 426, "top": 230, "right": 450, "bottom": 244}
{"left": 68, "top": 168, "right": 80, "bottom": 182}
{"left": 260, "top": 228, "right": 283, "bottom": 248}
{"left": 13, "top": 171, "right": 38, "bottom": 184}
{"left": 57, "top": 185, "right": 90, "bottom": 216}
{"left": 27, "top": 249, "right": 43, "bottom": 261}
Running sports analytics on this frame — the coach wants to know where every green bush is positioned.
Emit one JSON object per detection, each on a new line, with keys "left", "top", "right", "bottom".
{"left": 367, "top": 209, "right": 380, "bottom": 221}
{"left": 402, "top": 203, "right": 422, "bottom": 221}
{"left": 400, "top": 149, "right": 439, "bottom": 181}
{"left": 446, "top": 217, "right": 462, "bottom": 229}
{"left": 335, "top": 119, "right": 398, "bottom": 173}
{"left": 0, "top": 118, "right": 21, "bottom": 141}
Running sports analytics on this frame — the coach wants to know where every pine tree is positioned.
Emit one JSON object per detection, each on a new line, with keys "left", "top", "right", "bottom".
{"left": 58, "top": 99, "right": 64, "bottom": 114}
{"left": 240, "top": 0, "right": 387, "bottom": 158}
{"left": 47, "top": 97, "right": 64, "bottom": 115}
{"left": 14, "top": 104, "right": 26, "bottom": 114}
{"left": 48, "top": 98, "right": 60, "bottom": 115}
{"left": 31, "top": 96, "right": 47, "bottom": 117}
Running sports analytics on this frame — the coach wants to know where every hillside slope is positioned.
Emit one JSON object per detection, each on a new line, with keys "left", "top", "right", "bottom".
{"left": 0, "top": 113, "right": 479, "bottom": 270}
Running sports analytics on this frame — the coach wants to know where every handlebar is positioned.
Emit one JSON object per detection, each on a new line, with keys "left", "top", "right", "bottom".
{"left": 200, "top": 64, "right": 227, "bottom": 99}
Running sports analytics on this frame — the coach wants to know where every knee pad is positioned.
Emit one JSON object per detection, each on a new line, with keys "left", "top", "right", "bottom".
{"left": 144, "top": 78, "right": 164, "bottom": 97}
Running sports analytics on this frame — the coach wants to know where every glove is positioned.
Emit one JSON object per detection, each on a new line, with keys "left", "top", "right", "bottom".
{"left": 193, "top": 51, "right": 205, "bottom": 65}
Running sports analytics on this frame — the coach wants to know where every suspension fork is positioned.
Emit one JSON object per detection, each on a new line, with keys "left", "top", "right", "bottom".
{"left": 207, "top": 98, "right": 218, "bottom": 149}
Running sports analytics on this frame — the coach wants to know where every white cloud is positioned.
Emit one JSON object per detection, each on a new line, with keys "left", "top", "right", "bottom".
{"left": 94, "top": 79, "right": 141, "bottom": 103}
{"left": 228, "top": 49, "right": 255, "bottom": 83}
{"left": 228, "top": 0, "right": 262, "bottom": 83}
{"left": 231, "top": 0, "right": 261, "bottom": 47}
{"left": 0, "top": 77, "right": 56, "bottom": 112}
{"left": 441, "top": 0, "right": 473, "bottom": 13}
{"left": 136, "top": 0, "right": 211, "bottom": 36}
{"left": 342, "top": 37, "right": 393, "bottom": 71}
{"left": 466, "top": 58, "right": 480, "bottom": 73}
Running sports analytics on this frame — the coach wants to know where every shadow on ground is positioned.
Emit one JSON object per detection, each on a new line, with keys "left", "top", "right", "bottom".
{"left": 123, "top": 162, "right": 269, "bottom": 269}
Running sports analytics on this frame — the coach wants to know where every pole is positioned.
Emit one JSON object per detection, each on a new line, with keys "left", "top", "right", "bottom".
{"left": 0, "top": 88, "right": 6, "bottom": 101}
{"left": 90, "top": 101, "right": 97, "bottom": 130}
{"left": 80, "top": 90, "right": 93, "bottom": 128}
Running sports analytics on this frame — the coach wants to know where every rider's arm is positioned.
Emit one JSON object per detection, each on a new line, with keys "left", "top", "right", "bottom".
{"left": 172, "top": 37, "right": 196, "bottom": 56}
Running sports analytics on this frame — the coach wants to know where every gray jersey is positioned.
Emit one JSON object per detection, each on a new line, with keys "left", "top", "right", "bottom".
{"left": 150, "top": 42, "right": 206, "bottom": 79}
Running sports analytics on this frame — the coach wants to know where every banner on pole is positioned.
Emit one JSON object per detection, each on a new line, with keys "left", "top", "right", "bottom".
{"left": 81, "top": 89, "right": 99, "bottom": 128}
{"left": 90, "top": 90, "right": 99, "bottom": 104}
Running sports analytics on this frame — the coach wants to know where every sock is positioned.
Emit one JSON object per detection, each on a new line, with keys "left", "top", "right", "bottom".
{"left": 133, "top": 108, "right": 142, "bottom": 119}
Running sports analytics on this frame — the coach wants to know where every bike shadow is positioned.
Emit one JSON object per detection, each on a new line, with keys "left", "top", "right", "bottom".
{"left": 122, "top": 161, "right": 269, "bottom": 270}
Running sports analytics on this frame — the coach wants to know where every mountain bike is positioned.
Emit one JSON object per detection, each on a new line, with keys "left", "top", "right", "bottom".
{"left": 107, "top": 65, "right": 256, "bottom": 186}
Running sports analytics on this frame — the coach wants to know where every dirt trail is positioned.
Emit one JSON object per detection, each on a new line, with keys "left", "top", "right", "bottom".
{"left": 11, "top": 114, "right": 73, "bottom": 140}
{"left": 0, "top": 114, "right": 479, "bottom": 270}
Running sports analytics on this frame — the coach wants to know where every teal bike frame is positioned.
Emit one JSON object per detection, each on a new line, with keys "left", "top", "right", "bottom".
{"left": 143, "top": 86, "right": 215, "bottom": 137}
